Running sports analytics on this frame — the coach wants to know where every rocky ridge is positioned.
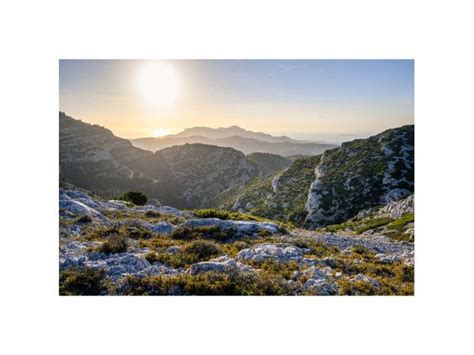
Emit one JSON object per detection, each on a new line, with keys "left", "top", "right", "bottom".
{"left": 305, "top": 125, "right": 414, "bottom": 227}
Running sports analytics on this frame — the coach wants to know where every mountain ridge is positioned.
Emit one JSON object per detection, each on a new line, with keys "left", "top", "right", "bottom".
{"left": 59, "top": 112, "right": 290, "bottom": 208}
{"left": 131, "top": 133, "right": 336, "bottom": 156}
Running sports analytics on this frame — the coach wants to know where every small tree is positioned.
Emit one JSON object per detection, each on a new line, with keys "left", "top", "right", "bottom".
{"left": 121, "top": 191, "right": 148, "bottom": 206}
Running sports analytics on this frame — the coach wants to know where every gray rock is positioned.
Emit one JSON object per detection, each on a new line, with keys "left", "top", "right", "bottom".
{"left": 236, "top": 244, "right": 304, "bottom": 263}
{"left": 166, "top": 246, "right": 181, "bottom": 254}
{"left": 352, "top": 273, "right": 380, "bottom": 287}
{"left": 301, "top": 266, "right": 339, "bottom": 295}
{"left": 151, "top": 222, "right": 174, "bottom": 234}
{"left": 187, "top": 255, "right": 254, "bottom": 275}
{"left": 181, "top": 218, "right": 279, "bottom": 237}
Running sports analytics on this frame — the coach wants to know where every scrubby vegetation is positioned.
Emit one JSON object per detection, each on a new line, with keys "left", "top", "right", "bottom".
{"left": 145, "top": 240, "right": 223, "bottom": 268}
{"left": 193, "top": 208, "right": 266, "bottom": 222}
{"left": 117, "top": 270, "right": 292, "bottom": 296}
{"left": 215, "top": 155, "right": 321, "bottom": 226}
{"left": 59, "top": 267, "right": 110, "bottom": 295}
{"left": 119, "top": 191, "right": 148, "bottom": 206}
{"left": 326, "top": 216, "right": 393, "bottom": 234}
{"left": 97, "top": 235, "right": 129, "bottom": 254}
{"left": 385, "top": 213, "right": 414, "bottom": 241}
{"left": 332, "top": 248, "right": 414, "bottom": 295}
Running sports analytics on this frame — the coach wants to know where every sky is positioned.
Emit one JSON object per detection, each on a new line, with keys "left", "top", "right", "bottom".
{"left": 59, "top": 59, "right": 414, "bottom": 142}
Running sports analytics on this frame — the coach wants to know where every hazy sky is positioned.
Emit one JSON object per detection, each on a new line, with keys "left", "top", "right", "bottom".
{"left": 59, "top": 60, "right": 414, "bottom": 142}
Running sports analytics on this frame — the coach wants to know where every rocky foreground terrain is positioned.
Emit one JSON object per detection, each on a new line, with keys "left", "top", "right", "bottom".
{"left": 59, "top": 187, "right": 414, "bottom": 296}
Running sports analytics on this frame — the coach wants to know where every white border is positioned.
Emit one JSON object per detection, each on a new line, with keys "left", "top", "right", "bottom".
{"left": 1, "top": 1, "right": 473, "bottom": 354}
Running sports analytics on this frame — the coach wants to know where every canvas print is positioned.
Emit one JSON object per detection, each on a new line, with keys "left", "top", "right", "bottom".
{"left": 59, "top": 60, "right": 414, "bottom": 296}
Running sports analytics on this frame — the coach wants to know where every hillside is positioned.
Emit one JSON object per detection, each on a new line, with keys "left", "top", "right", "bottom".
{"left": 246, "top": 152, "right": 291, "bottom": 176}
{"left": 216, "top": 155, "right": 321, "bottom": 225}
{"left": 305, "top": 125, "right": 414, "bottom": 227}
{"left": 60, "top": 113, "right": 292, "bottom": 208}
{"left": 216, "top": 125, "right": 414, "bottom": 228}
{"left": 130, "top": 133, "right": 336, "bottom": 156}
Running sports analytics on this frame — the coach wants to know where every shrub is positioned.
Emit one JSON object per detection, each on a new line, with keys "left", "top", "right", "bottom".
{"left": 76, "top": 215, "right": 93, "bottom": 224}
{"left": 144, "top": 210, "right": 161, "bottom": 218}
{"left": 193, "top": 208, "right": 267, "bottom": 222}
{"left": 85, "top": 226, "right": 120, "bottom": 241}
{"left": 354, "top": 217, "right": 393, "bottom": 234}
{"left": 145, "top": 240, "right": 222, "bottom": 268}
{"left": 122, "top": 225, "right": 152, "bottom": 240}
{"left": 145, "top": 251, "right": 160, "bottom": 264}
{"left": 59, "top": 267, "right": 109, "bottom": 295}
{"left": 385, "top": 213, "right": 415, "bottom": 242}
{"left": 120, "top": 191, "right": 148, "bottom": 206}
{"left": 351, "top": 245, "right": 373, "bottom": 256}
{"left": 182, "top": 240, "right": 222, "bottom": 260}
{"left": 97, "top": 235, "right": 128, "bottom": 254}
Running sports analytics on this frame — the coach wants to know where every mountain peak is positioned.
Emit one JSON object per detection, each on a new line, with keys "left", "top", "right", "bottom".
{"left": 172, "top": 125, "right": 297, "bottom": 144}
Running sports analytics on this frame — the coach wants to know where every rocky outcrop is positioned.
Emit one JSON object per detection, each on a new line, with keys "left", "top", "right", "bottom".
{"left": 236, "top": 244, "right": 304, "bottom": 263}
{"left": 216, "top": 155, "right": 322, "bottom": 225}
{"left": 305, "top": 125, "right": 414, "bottom": 227}
{"left": 186, "top": 255, "right": 254, "bottom": 275}
{"left": 355, "top": 194, "right": 414, "bottom": 220}
{"left": 181, "top": 218, "right": 280, "bottom": 236}
{"left": 59, "top": 187, "right": 414, "bottom": 295}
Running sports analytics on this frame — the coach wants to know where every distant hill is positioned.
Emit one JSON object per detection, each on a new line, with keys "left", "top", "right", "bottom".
{"left": 59, "top": 113, "right": 290, "bottom": 208}
{"left": 131, "top": 133, "right": 336, "bottom": 157}
{"left": 246, "top": 152, "right": 291, "bottom": 176}
{"left": 171, "top": 125, "right": 300, "bottom": 143}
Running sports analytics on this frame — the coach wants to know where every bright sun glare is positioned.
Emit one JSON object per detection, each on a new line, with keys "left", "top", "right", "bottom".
{"left": 137, "top": 62, "right": 181, "bottom": 108}
{"left": 153, "top": 129, "right": 170, "bottom": 137}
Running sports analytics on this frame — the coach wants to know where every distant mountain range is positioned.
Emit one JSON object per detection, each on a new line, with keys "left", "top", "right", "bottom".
{"left": 130, "top": 126, "right": 337, "bottom": 156}
{"left": 59, "top": 113, "right": 290, "bottom": 208}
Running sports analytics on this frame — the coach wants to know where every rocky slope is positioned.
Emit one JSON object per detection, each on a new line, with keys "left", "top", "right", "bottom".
{"left": 216, "top": 155, "right": 321, "bottom": 225}
{"left": 305, "top": 125, "right": 414, "bottom": 227}
{"left": 59, "top": 187, "right": 414, "bottom": 296}
{"left": 60, "top": 113, "right": 290, "bottom": 208}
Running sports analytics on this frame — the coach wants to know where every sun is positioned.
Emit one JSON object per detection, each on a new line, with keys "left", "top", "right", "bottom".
{"left": 137, "top": 62, "right": 181, "bottom": 108}
{"left": 153, "top": 128, "right": 170, "bottom": 138}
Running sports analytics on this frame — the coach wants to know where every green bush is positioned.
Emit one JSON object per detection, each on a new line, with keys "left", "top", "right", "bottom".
{"left": 97, "top": 235, "right": 128, "bottom": 254}
{"left": 145, "top": 240, "right": 222, "bottom": 268}
{"left": 182, "top": 240, "right": 222, "bottom": 259}
{"left": 193, "top": 208, "right": 267, "bottom": 222}
{"left": 76, "top": 215, "right": 93, "bottom": 224}
{"left": 354, "top": 217, "right": 393, "bottom": 234}
{"left": 120, "top": 191, "right": 148, "bottom": 206}
{"left": 59, "top": 267, "right": 110, "bottom": 295}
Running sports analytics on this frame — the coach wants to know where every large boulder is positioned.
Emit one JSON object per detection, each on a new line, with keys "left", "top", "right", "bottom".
{"left": 236, "top": 243, "right": 304, "bottom": 263}
{"left": 181, "top": 218, "right": 280, "bottom": 237}
{"left": 300, "top": 266, "right": 339, "bottom": 295}
{"left": 186, "top": 255, "right": 254, "bottom": 275}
